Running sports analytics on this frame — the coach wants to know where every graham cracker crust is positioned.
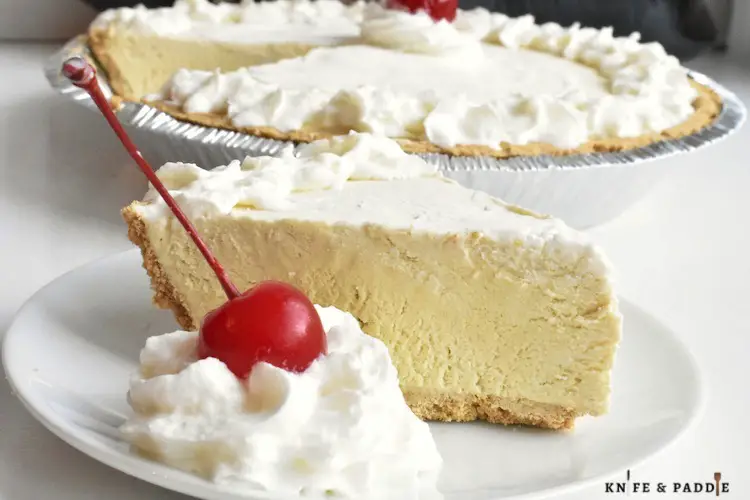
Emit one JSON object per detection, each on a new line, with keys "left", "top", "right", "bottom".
{"left": 406, "top": 390, "right": 575, "bottom": 430}
{"left": 122, "top": 204, "right": 578, "bottom": 430}
{"left": 122, "top": 205, "right": 196, "bottom": 331}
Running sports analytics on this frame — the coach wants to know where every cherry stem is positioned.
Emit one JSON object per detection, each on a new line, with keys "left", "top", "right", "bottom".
{"left": 61, "top": 56, "right": 240, "bottom": 300}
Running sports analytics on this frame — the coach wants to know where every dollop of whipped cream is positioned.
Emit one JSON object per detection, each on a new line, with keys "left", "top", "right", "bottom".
{"left": 483, "top": 14, "right": 698, "bottom": 136}
{"left": 121, "top": 305, "right": 442, "bottom": 498}
{"left": 157, "top": 6, "right": 698, "bottom": 150}
{"left": 142, "top": 133, "right": 438, "bottom": 217}
{"left": 360, "top": 3, "right": 483, "bottom": 60}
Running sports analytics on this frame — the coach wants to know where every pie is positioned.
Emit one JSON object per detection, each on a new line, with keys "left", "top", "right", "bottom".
{"left": 88, "top": 0, "right": 364, "bottom": 100}
{"left": 89, "top": 0, "right": 721, "bottom": 158}
{"left": 122, "top": 133, "right": 622, "bottom": 430}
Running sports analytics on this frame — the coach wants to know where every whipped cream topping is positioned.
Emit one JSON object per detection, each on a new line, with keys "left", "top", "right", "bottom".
{"left": 143, "top": 133, "right": 436, "bottom": 216}
{"left": 136, "top": 133, "right": 612, "bottom": 275}
{"left": 360, "top": 6, "right": 483, "bottom": 60}
{"left": 164, "top": 43, "right": 608, "bottom": 146}
{"left": 93, "top": 0, "right": 364, "bottom": 44}
{"left": 121, "top": 305, "right": 442, "bottom": 498}
{"left": 156, "top": 4, "right": 698, "bottom": 149}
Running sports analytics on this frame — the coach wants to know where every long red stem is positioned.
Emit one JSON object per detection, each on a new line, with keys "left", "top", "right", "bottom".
{"left": 62, "top": 56, "right": 240, "bottom": 300}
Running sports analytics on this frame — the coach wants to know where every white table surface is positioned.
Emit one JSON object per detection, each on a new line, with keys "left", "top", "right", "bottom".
{"left": 0, "top": 42, "right": 748, "bottom": 500}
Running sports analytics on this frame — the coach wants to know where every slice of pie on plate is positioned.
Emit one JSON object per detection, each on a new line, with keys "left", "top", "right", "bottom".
{"left": 122, "top": 133, "right": 622, "bottom": 430}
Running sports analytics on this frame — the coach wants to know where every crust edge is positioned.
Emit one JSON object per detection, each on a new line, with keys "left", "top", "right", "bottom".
{"left": 122, "top": 204, "right": 198, "bottom": 331}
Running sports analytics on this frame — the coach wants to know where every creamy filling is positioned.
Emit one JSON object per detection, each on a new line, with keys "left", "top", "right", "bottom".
{"left": 121, "top": 305, "right": 442, "bottom": 497}
{"left": 137, "top": 215, "right": 620, "bottom": 421}
{"left": 149, "top": 3, "right": 697, "bottom": 149}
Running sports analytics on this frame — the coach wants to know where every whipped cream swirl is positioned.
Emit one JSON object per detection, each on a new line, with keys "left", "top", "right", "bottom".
{"left": 142, "top": 133, "right": 438, "bottom": 217}
{"left": 121, "top": 305, "right": 442, "bottom": 498}
{"left": 360, "top": 4, "right": 483, "bottom": 60}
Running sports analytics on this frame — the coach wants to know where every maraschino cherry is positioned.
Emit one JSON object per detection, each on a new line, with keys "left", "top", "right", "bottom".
{"left": 61, "top": 57, "right": 326, "bottom": 379}
{"left": 386, "top": 0, "right": 458, "bottom": 22}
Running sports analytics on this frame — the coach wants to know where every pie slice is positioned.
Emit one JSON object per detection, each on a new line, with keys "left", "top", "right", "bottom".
{"left": 122, "top": 133, "right": 622, "bottom": 430}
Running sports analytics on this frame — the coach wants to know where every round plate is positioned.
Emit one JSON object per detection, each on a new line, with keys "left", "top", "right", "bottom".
{"left": 3, "top": 250, "right": 704, "bottom": 500}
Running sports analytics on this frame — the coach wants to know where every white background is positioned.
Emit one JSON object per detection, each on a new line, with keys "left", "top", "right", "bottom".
{"left": 1, "top": 3, "right": 750, "bottom": 500}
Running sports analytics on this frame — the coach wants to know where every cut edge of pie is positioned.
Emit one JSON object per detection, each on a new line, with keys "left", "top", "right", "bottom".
{"left": 87, "top": 27, "right": 320, "bottom": 103}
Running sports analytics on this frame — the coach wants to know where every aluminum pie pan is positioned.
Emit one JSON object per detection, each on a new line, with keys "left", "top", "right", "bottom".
{"left": 46, "top": 36, "right": 746, "bottom": 228}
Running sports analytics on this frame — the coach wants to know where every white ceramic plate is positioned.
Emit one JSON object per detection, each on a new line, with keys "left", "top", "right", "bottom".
{"left": 3, "top": 250, "right": 704, "bottom": 500}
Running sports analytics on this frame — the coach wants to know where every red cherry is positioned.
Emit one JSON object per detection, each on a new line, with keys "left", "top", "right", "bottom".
{"left": 198, "top": 281, "right": 327, "bottom": 378}
{"left": 386, "top": 0, "right": 421, "bottom": 13}
{"left": 386, "top": 0, "right": 457, "bottom": 22}
{"left": 425, "top": 0, "right": 458, "bottom": 22}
